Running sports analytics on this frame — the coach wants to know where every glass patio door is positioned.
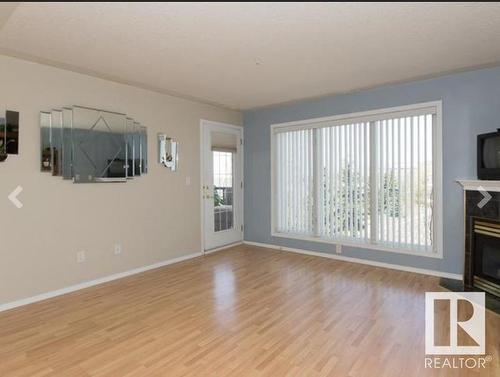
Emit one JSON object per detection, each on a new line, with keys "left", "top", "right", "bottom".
{"left": 202, "top": 121, "right": 243, "bottom": 251}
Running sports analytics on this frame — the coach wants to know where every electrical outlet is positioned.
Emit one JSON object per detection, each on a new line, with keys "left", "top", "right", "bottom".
{"left": 114, "top": 244, "right": 122, "bottom": 255}
{"left": 336, "top": 244, "right": 342, "bottom": 254}
{"left": 185, "top": 176, "right": 191, "bottom": 186}
{"left": 77, "top": 250, "right": 86, "bottom": 263}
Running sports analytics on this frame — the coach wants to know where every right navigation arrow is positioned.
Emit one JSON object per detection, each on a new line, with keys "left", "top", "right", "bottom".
{"left": 477, "top": 186, "right": 492, "bottom": 209}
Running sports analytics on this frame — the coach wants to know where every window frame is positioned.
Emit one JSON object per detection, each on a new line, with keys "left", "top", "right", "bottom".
{"left": 270, "top": 101, "right": 443, "bottom": 259}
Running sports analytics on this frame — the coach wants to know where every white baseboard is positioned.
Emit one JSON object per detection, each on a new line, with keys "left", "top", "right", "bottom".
{"left": 244, "top": 241, "right": 463, "bottom": 280}
{"left": 0, "top": 251, "right": 203, "bottom": 313}
{"left": 204, "top": 241, "right": 243, "bottom": 255}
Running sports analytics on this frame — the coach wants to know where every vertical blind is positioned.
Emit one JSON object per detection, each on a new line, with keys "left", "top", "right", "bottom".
{"left": 273, "top": 105, "right": 438, "bottom": 254}
{"left": 275, "top": 129, "right": 314, "bottom": 235}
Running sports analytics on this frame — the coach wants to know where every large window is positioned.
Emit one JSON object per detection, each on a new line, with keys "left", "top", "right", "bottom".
{"left": 271, "top": 102, "right": 442, "bottom": 257}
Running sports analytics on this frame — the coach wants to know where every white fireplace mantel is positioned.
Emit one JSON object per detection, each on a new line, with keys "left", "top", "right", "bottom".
{"left": 456, "top": 179, "right": 500, "bottom": 192}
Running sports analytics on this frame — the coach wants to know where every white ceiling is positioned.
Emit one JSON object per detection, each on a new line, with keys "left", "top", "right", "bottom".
{"left": 1, "top": 2, "right": 500, "bottom": 110}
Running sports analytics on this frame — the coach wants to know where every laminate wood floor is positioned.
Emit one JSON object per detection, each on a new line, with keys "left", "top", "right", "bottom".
{"left": 0, "top": 244, "right": 498, "bottom": 376}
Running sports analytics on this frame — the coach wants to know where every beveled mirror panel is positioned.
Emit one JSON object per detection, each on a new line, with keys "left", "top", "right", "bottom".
{"left": 133, "top": 121, "right": 142, "bottom": 176}
{"left": 61, "top": 108, "right": 73, "bottom": 179}
{"left": 125, "top": 118, "right": 135, "bottom": 178}
{"left": 40, "top": 112, "right": 52, "bottom": 172}
{"left": 72, "top": 106, "right": 127, "bottom": 183}
{"left": 51, "top": 110, "right": 63, "bottom": 176}
{"left": 140, "top": 126, "right": 148, "bottom": 174}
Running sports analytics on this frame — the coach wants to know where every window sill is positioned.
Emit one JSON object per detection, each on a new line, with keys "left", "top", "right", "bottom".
{"left": 271, "top": 232, "right": 443, "bottom": 259}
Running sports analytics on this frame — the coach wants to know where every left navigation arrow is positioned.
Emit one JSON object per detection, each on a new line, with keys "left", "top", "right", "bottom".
{"left": 8, "top": 186, "right": 23, "bottom": 209}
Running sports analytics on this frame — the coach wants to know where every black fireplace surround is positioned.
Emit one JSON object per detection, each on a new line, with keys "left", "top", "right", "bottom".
{"left": 441, "top": 189, "right": 500, "bottom": 313}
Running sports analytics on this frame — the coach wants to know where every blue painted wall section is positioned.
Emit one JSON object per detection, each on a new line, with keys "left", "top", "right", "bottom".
{"left": 243, "top": 66, "right": 500, "bottom": 275}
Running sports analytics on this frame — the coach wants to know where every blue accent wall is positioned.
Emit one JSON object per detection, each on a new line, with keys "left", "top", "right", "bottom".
{"left": 243, "top": 66, "right": 500, "bottom": 275}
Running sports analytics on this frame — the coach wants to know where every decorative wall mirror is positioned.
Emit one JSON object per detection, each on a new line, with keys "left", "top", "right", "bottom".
{"left": 40, "top": 106, "right": 148, "bottom": 183}
{"left": 158, "top": 133, "right": 178, "bottom": 171}
{"left": 0, "top": 110, "right": 20, "bottom": 161}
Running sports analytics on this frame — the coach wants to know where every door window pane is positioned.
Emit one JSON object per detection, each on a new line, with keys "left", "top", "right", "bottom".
{"left": 213, "top": 151, "right": 233, "bottom": 232}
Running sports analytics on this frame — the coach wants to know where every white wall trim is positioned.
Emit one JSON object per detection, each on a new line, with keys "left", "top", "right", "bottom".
{"left": 204, "top": 241, "right": 243, "bottom": 254}
{"left": 0, "top": 251, "right": 203, "bottom": 313}
{"left": 269, "top": 100, "right": 443, "bottom": 130}
{"left": 244, "top": 240, "right": 462, "bottom": 280}
{"left": 456, "top": 179, "right": 500, "bottom": 193}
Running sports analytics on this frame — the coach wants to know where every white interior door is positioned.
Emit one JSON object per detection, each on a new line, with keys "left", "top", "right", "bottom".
{"left": 202, "top": 120, "right": 243, "bottom": 251}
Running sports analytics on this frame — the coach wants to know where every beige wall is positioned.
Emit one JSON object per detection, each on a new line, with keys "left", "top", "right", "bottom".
{"left": 0, "top": 55, "right": 242, "bottom": 305}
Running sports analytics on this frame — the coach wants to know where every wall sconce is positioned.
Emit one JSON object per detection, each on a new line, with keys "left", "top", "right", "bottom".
{"left": 158, "top": 133, "right": 178, "bottom": 171}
